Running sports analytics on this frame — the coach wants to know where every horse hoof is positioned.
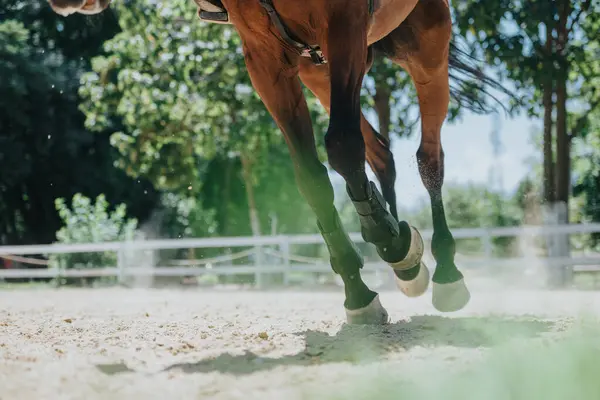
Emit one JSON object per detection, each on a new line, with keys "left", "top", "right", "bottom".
{"left": 432, "top": 278, "right": 471, "bottom": 312}
{"left": 345, "top": 294, "right": 389, "bottom": 325}
{"left": 395, "top": 261, "right": 430, "bottom": 298}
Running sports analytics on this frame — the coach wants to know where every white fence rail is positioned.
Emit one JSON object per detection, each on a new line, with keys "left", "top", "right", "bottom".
{"left": 1, "top": 223, "right": 600, "bottom": 285}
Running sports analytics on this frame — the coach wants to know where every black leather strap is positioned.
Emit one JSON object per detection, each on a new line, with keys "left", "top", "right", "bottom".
{"left": 259, "top": 0, "right": 326, "bottom": 65}
{"left": 199, "top": 0, "right": 376, "bottom": 65}
{"left": 259, "top": 0, "right": 305, "bottom": 50}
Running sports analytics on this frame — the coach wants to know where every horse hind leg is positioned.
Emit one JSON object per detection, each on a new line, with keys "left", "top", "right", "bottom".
{"left": 364, "top": 126, "right": 398, "bottom": 220}
{"left": 363, "top": 46, "right": 400, "bottom": 221}
{"left": 375, "top": 0, "right": 470, "bottom": 311}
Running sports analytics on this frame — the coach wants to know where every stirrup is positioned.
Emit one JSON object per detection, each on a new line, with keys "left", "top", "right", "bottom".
{"left": 196, "top": 0, "right": 231, "bottom": 24}
{"left": 199, "top": 11, "right": 229, "bottom": 23}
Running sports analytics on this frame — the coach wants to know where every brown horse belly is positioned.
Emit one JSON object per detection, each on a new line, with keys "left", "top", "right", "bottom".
{"left": 367, "top": 0, "right": 419, "bottom": 45}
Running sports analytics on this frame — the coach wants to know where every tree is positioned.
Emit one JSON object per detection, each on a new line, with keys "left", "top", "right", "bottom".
{"left": 79, "top": 0, "right": 327, "bottom": 239}
{"left": 80, "top": 1, "right": 276, "bottom": 190}
{"left": 453, "top": 0, "right": 600, "bottom": 223}
{"left": 50, "top": 194, "right": 137, "bottom": 268}
{"left": 362, "top": 58, "right": 419, "bottom": 142}
{"left": 0, "top": 3, "right": 158, "bottom": 246}
{"left": 48, "top": 193, "right": 138, "bottom": 285}
{"left": 572, "top": 111, "right": 600, "bottom": 248}
{"left": 397, "top": 183, "right": 522, "bottom": 256}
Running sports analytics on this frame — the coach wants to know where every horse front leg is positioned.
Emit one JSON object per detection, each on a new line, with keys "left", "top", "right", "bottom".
{"left": 316, "top": 13, "right": 429, "bottom": 299}
{"left": 243, "top": 46, "right": 388, "bottom": 324}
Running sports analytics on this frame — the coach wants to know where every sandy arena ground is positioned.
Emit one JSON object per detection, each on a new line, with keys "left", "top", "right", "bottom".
{"left": 2, "top": 284, "right": 600, "bottom": 400}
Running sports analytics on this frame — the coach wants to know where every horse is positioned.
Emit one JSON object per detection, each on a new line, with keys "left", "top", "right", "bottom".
{"left": 48, "top": 0, "right": 475, "bottom": 324}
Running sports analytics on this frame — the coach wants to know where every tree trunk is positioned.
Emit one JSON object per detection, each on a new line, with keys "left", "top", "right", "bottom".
{"left": 219, "top": 157, "right": 234, "bottom": 236}
{"left": 542, "top": 21, "right": 555, "bottom": 205}
{"left": 241, "top": 152, "right": 265, "bottom": 286}
{"left": 240, "top": 153, "right": 261, "bottom": 237}
{"left": 6, "top": 208, "right": 17, "bottom": 244}
{"left": 548, "top": 0, "right": 572, "bottom": 288}
{"left": 555, "top": 81, "right": 569, "bottom": 220}
{"left": 555, "top": 0, "right": 570, "bottom": 223}
{"left": 373, "top": 78, "right": 391, "bottom": 141}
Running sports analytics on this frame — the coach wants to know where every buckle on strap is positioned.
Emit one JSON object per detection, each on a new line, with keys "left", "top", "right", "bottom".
{"left": 302, "top": 47, "right": 327, "bottom": 65}
{"left": 259, "top": 0, "right": 328, "bottom": 65}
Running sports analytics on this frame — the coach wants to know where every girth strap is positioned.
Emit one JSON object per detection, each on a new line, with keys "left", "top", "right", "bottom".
{"left": 259, "top": 0, "right": 326, "bottom": 65}
{"left": 197, "top": 0, "right": 376, "bottom": 65}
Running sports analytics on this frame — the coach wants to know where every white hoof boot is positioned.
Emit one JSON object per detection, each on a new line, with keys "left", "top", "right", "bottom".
{"left": 345, "top": 295, "right": 389, "bottom": 325}
{"left": 395, "top": 261, "right": 430, "bottom": 297}
{"left": 432, "top": 278, "right": 471, "bottom": 312}
{"left": 388, "top": 225, "right": 429, "bottom": 298}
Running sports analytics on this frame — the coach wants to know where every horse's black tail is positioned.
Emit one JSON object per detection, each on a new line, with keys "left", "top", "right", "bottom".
{"left": 448, "top": 37, "right": 518, "bottom": 115}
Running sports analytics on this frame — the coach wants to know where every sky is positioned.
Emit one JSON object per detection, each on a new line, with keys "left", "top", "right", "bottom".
{"left": 330, "top": 111, "right": 541, "bottom": 210}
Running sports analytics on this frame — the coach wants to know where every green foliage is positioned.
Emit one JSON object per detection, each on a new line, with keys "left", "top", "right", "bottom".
{"left": 0, "top": 19, "right": 67, "bottom": 243}
{"left": 0, "top": 4, "right": 158, "bottom": 246}
{"left": 49, "top": 194, "right": 137, "bottom": 269}
{"left": 362, "top": 57, "right": 420, "bottom": 137}
{"left": 453, "top": 0, "right": 600, "bottom": 238}
{"left": 79, "top": 0, "right": 290, "bottom": 192}
{"left": 570, "top": 2, "right": 600, "bottom": 234}
{"left": 400, "top": 183, "right": 522, "bottom": 255}
{"left": 159, "top": 192, "right": 218, "bottom": 239}
{"left": 452, "top": 0, "right": 600, "bottom": 139}
{"left": 79, "top": 0, "right": 326, "bottom": 239}
{"left": 338, "top": 181, "right": 527, "bottom": 258}
{"left": 572, "top": 114, "right": 600, "bottom": 248}
{"left": 3, "top": 0, "right": 598, "bottom": 256}
{"left": 452, "top": 0, "right": 558, "bottom": 115}
{"left": 159, "top": 150, "right": 318, "bottom": 238}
